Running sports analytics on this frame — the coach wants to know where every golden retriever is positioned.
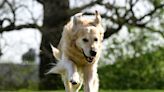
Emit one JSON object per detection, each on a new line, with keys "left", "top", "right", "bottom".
{"left": 48, "top": 11, "right": 104, "bottom": 92}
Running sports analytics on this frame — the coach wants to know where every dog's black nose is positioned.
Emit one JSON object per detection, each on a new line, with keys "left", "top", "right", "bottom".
{"left": 90, "top": 50, "right": 97, "bottom": 56}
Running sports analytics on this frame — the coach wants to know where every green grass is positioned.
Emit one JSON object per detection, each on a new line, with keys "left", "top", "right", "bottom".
{"left": 99, "top": 90, "right": 164, "bottom": 92}
{"left": 52, "top": 90, "right": 164, "bottom": 92}
{"left": 17, "top": 89, "right": 164, "bottom": 92}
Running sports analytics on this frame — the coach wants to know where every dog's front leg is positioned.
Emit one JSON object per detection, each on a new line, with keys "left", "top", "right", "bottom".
{"left": 62, "top": 75, "right": 73, "bottom": 92}
{"left": 83, "top": 66, "right": 99, "bottom": 92}
{"left": 61, "top": 59, "right": 80, "bottom": 92}
{"left": 64, "top": 59, "right": 80, "bottom": 85}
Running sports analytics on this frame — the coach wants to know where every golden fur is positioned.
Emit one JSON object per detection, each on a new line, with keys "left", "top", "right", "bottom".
{"left": 48, "top": 11, "right": 104, "bottom": 92}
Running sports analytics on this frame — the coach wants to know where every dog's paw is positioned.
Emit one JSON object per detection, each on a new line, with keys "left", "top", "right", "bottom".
{"left": 69, "top": 72, "right": 80, "bottom": 85}
{"left": 70, "top": 80, "right": 78, "bottom": 85}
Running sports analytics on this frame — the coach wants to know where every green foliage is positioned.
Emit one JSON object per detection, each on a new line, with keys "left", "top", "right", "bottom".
{"left": 98, "top": 48, "right": 164, "bottom": 89}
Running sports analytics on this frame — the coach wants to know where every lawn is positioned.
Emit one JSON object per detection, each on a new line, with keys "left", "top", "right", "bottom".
{"left": 17, "top": 90, "right": 164, "bottom": 92}
{"left": 99, "top": 90, "right": 164, "bottom": 92}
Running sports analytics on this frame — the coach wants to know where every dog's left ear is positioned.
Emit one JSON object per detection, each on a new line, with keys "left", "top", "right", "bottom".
{"left": 73, "top": 13, "right": 83, "bottom": 25}
{"left": 95, "top": 10, "right": 101, "bottom": 25}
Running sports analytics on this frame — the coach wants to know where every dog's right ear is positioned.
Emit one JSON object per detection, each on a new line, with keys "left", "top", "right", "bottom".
{"left": 95, "top": 10, "right": 101, "bottom": 25}
{"left": 50, "top": 44, "right": 60, "bottom": 60}
{"left": 73, "top": 13, "right": 83, "bottom": 25}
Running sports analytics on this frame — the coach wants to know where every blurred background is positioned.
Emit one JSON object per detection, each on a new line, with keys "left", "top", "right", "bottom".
{"left": 0, "top": 0, "right": 164, "bottom": 91}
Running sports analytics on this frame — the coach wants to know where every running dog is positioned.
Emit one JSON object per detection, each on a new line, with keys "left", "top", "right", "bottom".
{"left": 48, "top": 11, "right": 104, "bottom": 92}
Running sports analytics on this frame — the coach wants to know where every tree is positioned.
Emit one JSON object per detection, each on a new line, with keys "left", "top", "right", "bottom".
{"left": 0, "top": 0, "right": 164, "bottom": 90}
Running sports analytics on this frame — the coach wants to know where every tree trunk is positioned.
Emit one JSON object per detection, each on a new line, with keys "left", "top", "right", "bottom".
{"left": 39, "top": 0, "right": 70, "bottom": 90}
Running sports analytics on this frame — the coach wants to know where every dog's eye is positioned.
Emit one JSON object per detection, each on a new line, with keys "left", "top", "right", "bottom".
{"left": 83, "top": 38, "right": 89, "bottom": 42}
{"left": 94, "top": 38, "right": 98, "bottom": 41}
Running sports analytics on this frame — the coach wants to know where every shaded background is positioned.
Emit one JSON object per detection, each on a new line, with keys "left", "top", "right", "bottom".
{"left": 0, "top": 0, "right": 164, "bottom": 91}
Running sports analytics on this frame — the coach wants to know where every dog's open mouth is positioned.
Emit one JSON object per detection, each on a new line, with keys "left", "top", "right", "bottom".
{"left": 86, "top": 57, "right": 94, "bottom": 63}
{"left": 82, "top": 51, "right": 94, "bottom": 63}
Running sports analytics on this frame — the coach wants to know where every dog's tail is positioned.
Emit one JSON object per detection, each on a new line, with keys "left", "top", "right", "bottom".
{"left": 50, "top": 44, "right": 61, "bottom": 60}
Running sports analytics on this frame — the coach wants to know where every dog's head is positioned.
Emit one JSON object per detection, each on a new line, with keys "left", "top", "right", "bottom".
{"left": 72, "top": 11, "right": 104, "bottom": 63}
